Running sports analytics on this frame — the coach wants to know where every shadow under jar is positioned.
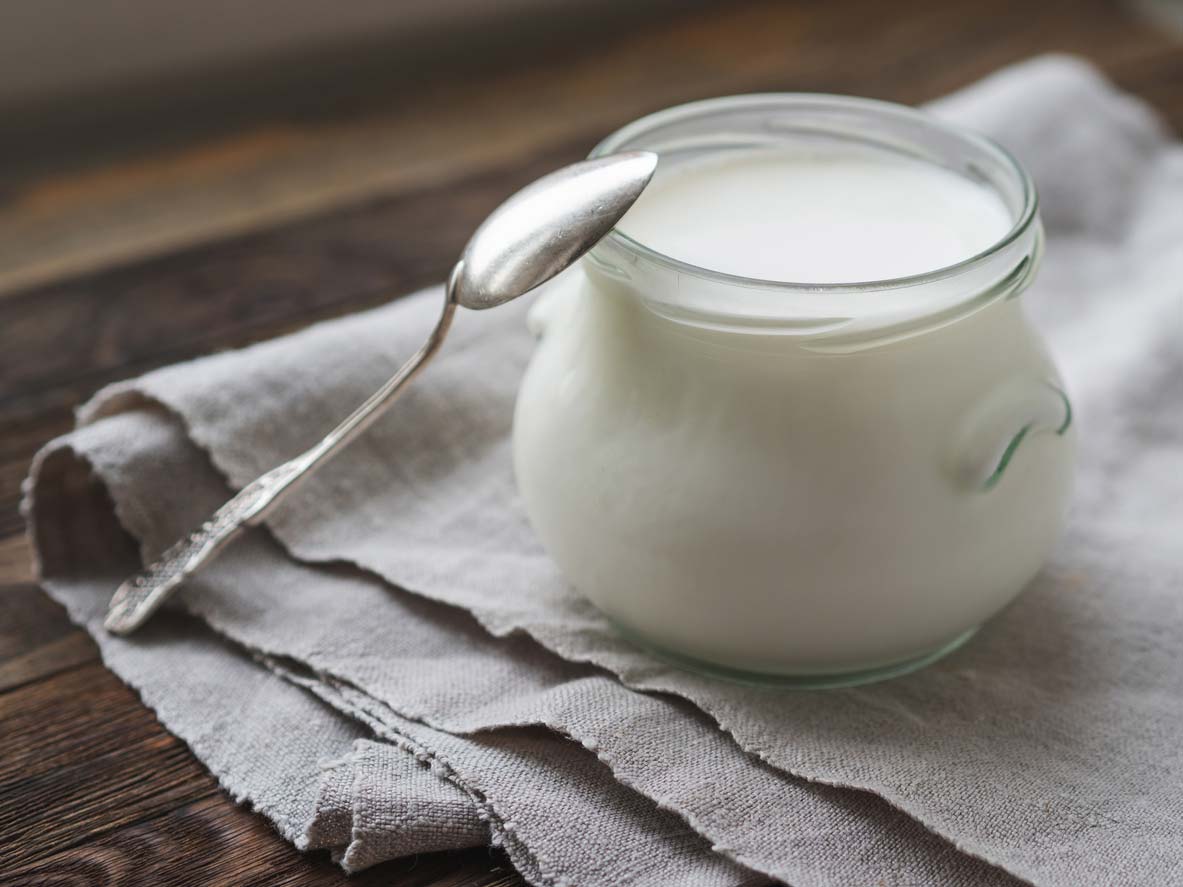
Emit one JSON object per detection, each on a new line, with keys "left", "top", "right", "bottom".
{"left": 513, "top": 95, "right": 1075, "bottom": 688}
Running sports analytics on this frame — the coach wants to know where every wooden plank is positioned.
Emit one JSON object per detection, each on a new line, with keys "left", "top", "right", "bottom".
{"left": 0, "top": 663, "right": 220, "bottom": 868}
{"left": 0, "top": 535, "right": 35, "bottom": 588}
{"left": 0, "top": 582, "right": 81, "bottom": 667}
{"left": 0, "top": 794, "right": 523, "bottom": 887}
{"left": 0, "top": 138, "right": 579, "bottom": 413}
{"left": 0, "top": 630, "right": 95, "bottom": 693}
{"left": 0, "top": 577, "right": 90, "bottom": 696}
{"left": 0, "top": 415, "right": 72, "bottom": 541}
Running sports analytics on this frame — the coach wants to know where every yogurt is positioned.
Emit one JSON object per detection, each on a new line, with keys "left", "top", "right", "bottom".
{"left": 617, "top": 148, "right": 1014, "bottom": 284}
{"left": 513, "top": 96, "right": 1074, "bottom": 685}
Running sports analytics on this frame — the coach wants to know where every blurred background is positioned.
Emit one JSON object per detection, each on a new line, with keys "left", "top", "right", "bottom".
{"left": 0, "top": 0, "right": 708, "bottom": 292}
{"left": 2, "top": 0, "right": 1180, "bottom": 299}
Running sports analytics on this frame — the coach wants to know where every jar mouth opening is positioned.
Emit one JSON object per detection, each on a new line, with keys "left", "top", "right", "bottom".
{"left": 588, "top": 93, "right": 1038, "bottom": 296}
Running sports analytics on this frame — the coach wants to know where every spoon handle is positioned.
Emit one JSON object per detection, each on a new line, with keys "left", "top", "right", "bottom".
{"left": 103, "top": 285, "right": 459, "bottom": 636}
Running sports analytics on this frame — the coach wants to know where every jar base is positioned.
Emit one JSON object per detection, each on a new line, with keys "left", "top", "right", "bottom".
{"left": 609, "top": 622, "right": 981, "bottom": 690}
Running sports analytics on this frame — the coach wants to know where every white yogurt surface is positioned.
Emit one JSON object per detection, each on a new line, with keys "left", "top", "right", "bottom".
{"left": 617, "top": 148, "right": 1014, "bottom": 283}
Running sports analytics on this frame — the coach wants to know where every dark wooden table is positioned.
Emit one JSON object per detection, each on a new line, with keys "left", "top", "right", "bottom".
{"left": 1, "top": 1, "right": 1179, "bottom": 883}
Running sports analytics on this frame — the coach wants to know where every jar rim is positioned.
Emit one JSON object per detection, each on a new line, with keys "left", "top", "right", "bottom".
{"left": 588, "top": 93, "right": 1039, "bottom": 295}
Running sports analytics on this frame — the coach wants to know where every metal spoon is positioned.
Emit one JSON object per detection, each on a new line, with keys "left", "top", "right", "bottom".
{"left": 104, "top": 151, "right": 658, "bottom": 635}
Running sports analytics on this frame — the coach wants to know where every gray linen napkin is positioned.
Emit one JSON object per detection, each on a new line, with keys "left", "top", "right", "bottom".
{"left": 25, "top": 55, "right": 1183, "bottom": 886}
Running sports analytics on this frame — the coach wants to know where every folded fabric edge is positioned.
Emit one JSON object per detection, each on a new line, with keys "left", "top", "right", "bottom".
{"left": 266, "top": 656, "right": 560, "bottom": 885}
{"left": 20, "top": 434, "right": 496, "bottom": 877}
{"left": 303, "top": 739, "right": 490, "bottom": 871}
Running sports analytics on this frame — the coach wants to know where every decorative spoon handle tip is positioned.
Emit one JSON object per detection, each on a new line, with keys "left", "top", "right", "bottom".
{"left": 103, "top": 460, "right": 299, "bottom": 634}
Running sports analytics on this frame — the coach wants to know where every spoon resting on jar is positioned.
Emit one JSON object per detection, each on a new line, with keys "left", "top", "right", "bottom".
{"left": 103, "top": 150, "right": 659, "bottom": 636}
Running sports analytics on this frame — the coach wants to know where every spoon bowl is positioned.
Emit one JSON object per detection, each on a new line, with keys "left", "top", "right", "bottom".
{"left": 452, "top": 150, "right": 658, "bottom": 310}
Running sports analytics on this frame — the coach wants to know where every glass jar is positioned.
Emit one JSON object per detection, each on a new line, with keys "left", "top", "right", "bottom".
{"left": 513, "top": 95, "right": 1075, "bottom": 687}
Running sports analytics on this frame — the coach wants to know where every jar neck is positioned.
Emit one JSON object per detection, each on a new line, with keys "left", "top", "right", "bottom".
{"left": 584, "top": 219, "right": 1042, "bottom": 351}
{"left": 586, "top": 93, "right": 1041, "bottom": 345}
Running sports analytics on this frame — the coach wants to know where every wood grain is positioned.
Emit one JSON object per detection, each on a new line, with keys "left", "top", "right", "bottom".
{"left": 0, "top": 0, "right": 1179, "bottom": 884}
{"left": 0, "top": 535, "right": 36, "bottom": 586}
{"left": 0, "top": 796, "right": 521, "bottom": 887}
{"left": 0, "top": 583, "right": 96, "bottom": 693}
